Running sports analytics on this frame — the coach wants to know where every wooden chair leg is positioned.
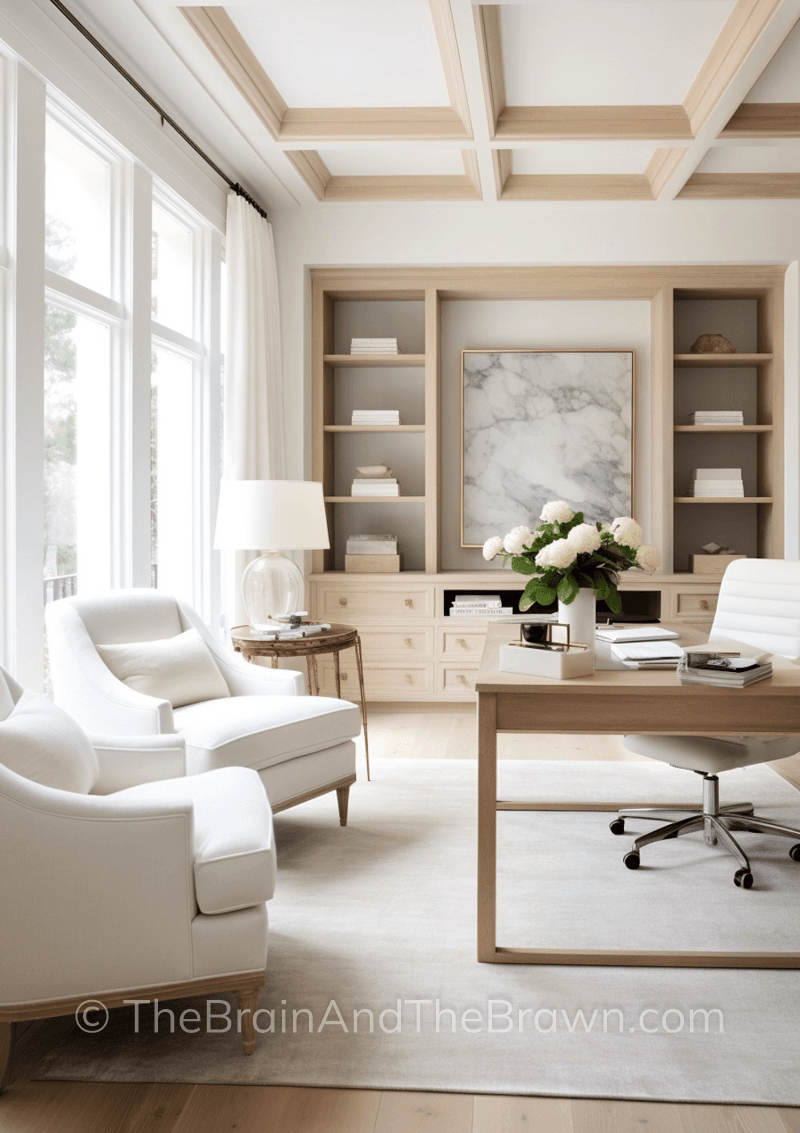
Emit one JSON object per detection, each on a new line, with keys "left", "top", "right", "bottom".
{"left": 235, "top": 989, "right": 260, "bottom": 1055}
{"left": 0, "top": 1021, "right": 16, "bottom": 1093}
{"left": 336, "top": 785, "right": 350, "bottom": 827}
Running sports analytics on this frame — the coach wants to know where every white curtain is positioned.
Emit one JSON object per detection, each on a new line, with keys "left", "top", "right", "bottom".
{"left": 222, "top": 193, "right": 286, "bottom": 627}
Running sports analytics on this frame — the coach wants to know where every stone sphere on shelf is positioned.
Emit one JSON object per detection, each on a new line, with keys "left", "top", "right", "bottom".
{"left": 689, "top": 333, "right": 736, "bottom": 354}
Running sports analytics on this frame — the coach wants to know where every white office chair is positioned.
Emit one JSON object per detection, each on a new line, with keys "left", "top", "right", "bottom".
{"left": 45, "top": 590, "right": 362, "bottom": 824}
{"left": 613, "top": 559, "right": 800, "bottom": 888}
{"left": 0, "top": 664, "right": 275, "bottom": 1090}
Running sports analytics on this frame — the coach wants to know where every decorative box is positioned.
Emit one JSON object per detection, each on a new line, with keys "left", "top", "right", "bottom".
{"left": 691, "top": 553, "right": 745, "bottom": 576}
{"left": 499, "top": 641, "right": 594, "bottom": 680}
{"left": 345, "top": 554, "right": 403, "bottom": 573}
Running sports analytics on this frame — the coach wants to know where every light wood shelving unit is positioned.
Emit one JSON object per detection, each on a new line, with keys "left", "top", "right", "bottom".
{"left": 310, "top": 266, "right": 786, "bottom": 702}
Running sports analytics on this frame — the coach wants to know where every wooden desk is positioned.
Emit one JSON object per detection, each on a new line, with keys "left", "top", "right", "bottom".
{"left": 231, "top": 623, "right": 370, "bottom": 781}
{"left": 475, "top": 621, "right": 800, "bottom": 969}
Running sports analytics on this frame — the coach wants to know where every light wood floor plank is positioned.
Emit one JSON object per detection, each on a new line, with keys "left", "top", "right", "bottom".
{"left": 373, "top": 1089, "right": 473, "bottom": 1132}
{"left": 275, "top": 1086, "right": 381, "bottom": 1132}
{"left": 571, "top": 1098, "right": 685, "bottom": 1133}
{"left": 778, "top": 1108, "right": 800, "bottom": 1132}
{"left": 473, "top": 1093, "right": 573, "bottom": 1131}
{"left": 171, "top": 1084, "right": 288, "bottom": 1131}
{"left": 116, "top": 1083, "right": 196, "bottom": 1133}
{"left": 0, "top": 1081, "right": 178, "bottom": 1133}
{"left": 681, "top": 1105, "right": 789, "bottom": 1133}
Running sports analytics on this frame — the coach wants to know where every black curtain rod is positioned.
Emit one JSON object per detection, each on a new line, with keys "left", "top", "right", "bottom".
{"left": 47, "top": 0, "right": 269, "bottom": 221}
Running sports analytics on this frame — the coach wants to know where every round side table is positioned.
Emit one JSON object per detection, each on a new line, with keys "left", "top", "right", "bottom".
{"left": 230, "top": 623, "right": 370, "bottom": 780}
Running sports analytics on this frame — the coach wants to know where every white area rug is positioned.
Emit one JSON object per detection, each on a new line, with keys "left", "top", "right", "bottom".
{"left": 36, "top": 760, "right": 800, "bottom": 1104}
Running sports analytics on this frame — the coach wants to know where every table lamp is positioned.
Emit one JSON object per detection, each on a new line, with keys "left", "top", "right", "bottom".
{"left": 214, "top": 479, "right": 330, "bottom": 630}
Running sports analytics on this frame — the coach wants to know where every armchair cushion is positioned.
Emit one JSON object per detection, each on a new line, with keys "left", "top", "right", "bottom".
{"left": 174, "top": 694, "right": 362, "bottom": 776}
{"left": 116, "top": 767, "right": 276, "bottom": 915}
{"left": 0, "top": 691, "right": 98, "bottom": 793}
{"left": 96, "top": 627, "right": 230, "bottom": 709}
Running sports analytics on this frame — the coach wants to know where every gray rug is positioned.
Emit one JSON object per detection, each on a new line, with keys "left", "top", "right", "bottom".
{"left": 36, "top": 759, "right": 800, "bottom": 1104}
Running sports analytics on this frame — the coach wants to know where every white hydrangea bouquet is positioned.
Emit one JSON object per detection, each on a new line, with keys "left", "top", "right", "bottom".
{"left": 483, "top": 500, "right": 660, "bottom": 614}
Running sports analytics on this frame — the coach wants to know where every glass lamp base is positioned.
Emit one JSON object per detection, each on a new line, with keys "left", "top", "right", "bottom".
{"left": 242, "top": 551, "right": 304, "bottom": 630}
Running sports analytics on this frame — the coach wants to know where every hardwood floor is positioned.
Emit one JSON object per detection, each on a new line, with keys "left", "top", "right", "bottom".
{"left": 3, "top": 706, "right": 800, "bottom": 1132}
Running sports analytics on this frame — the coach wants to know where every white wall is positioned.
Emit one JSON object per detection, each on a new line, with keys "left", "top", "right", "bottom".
{"left": 272, "top": 199, "right": 800, "bottom": 564}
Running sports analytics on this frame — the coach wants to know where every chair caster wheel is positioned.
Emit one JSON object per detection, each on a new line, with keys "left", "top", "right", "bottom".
{"left": 623, "top": 851, "right": 640, "bottom": 870}
{"left": 734, "top": 869, "right": 754, "bottom": 889}
{"left": 789, "top": 844, "right": 800, "bottom": 862}
{"left": 609, "top": 818, "right": 625, "bottom": 835}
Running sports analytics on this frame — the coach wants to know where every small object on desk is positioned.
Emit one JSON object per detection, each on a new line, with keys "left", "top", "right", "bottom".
{"left": 499, "top": 639, "right": 593, "bottom": 679}
{"left": 610, "top": 641, "right": 684, "bottom": 668}
{"left": 595, "top": 626, "right": 679, "bottom": 644}
{"left": 249, "top": 619, "right": 332, "bottom": 639}
{"left": 679, "top": 645, "right": 772, "bottom": 687}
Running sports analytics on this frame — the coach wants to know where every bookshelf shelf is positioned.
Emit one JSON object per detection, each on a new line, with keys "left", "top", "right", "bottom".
{"left": 324, "top": 354, "right": 426, "bottom": 368}
{"left": 673, "top": 353, "right": 772, "bottom": 367}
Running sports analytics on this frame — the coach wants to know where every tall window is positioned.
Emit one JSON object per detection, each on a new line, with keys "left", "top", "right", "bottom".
{"left": 44, "top": 112, "right": 117, "bottom": 598}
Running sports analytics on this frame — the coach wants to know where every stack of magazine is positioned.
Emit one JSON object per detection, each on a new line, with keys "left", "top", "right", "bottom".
{"left": 678, "top": 645, "right": 772, "bottom": 688}
{"left": 449, "top": 594, "right": 513, "bottom": 617}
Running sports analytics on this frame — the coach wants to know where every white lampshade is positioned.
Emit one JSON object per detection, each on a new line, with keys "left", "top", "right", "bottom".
{"left": 214, "top": 480, "right": 330, "bottom": 551}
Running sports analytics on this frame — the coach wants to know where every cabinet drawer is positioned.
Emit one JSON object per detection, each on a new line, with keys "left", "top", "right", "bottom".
{"left": 675, "top": 591, "right": 718, "bottom": 616}
{"left": 317, "top": 586, "right": 433, "bottom": 621}
{"left": 439, "top": 629, "right": 486, "bottom": 659}
{"left": 359, "top": 627, "right": 433, "bottom": 660}
{"left": 319, "top": 661, "right": 434, "bottom": 699}
{"left": 439, "top": 664, "right": 479, "bottom": 698}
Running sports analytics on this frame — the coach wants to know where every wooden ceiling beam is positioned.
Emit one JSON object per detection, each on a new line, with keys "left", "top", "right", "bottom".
{"left": 322, "top": 175, "right": 482, "bottom": 202}
{"left": 501, "top": 174, "right": 654, "bottom": 201}
{"left": 279, "top": 107, "right": 470, "bottom": 142}
{"left": 721, "top": 101, "right": 800, "bottom": 136}
{"left": 473, "top": 5, "right": 505, "bottom": 137}
{"left": 678, "top": 172, "right": 800, "bottom": 197}
{"left": 494, "top": 105, "right": 692, "bottom": 141}
{"left": 429, "top": 0, "right": 473, "bottom": 135}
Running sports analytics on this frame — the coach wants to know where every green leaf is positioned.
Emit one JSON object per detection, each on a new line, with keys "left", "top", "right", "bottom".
{"left": 605, "top": 582, "right": 623, "bottom": 614}
{"left": 536, "top": 584, "right": 556, "bottom": 605}
{"left": 593, "top": 573, "right": 609, "bottom": 601}
{"left": 556, "top": 573, "right": 580, "bottom": 605}
{"left": 511, "top": 557, "right": 537, "bottom": 575}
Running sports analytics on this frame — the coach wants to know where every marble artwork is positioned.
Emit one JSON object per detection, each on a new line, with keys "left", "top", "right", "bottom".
{"left": 462, "top": 350, "right": 634, "bottom": 546}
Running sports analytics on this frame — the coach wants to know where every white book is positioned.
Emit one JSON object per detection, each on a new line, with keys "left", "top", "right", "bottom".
{"left": 354, "top": 478, "right": 398, "bottom": 485}
{"left": 449, "top": 606, "right": 513, "bottom": 616}
{"left": 611, "top": 641, "right": 684, "bottom": 664}
{"left": 352, "top": 487, "right": 400, "bottom": 496}
{"left": 452, "top": 596, "right": 502, "bottom": 607}
{"left": 351, "top": 338, "right": 397, "bottom": 345}
{"left": 692, "top": 468, "right": 742, "bottom": 479}
{"left": 596, "top": 626, "right": 680, "bottom": 643}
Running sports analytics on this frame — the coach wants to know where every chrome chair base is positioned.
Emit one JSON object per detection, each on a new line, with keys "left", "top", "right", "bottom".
{"left": 611, "top": 773, "right": 800, "bottom": 888}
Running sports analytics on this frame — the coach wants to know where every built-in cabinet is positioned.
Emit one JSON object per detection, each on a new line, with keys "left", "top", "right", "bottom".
{"left": 310, "top": 266, "right": 786, "bottom": 702}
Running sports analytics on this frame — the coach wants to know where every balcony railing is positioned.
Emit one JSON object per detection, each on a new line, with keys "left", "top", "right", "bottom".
{"left": 43, "top": 573, "right": 77, "bottom": 604}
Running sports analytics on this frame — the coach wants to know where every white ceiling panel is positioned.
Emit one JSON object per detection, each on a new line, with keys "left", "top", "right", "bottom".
{"left": 697, "top": 144, "right": 800, "bottom": 173}
{"left": 322, "top": 148, "right": 467, "bottom": 176}
{"left": 500, "top": 1, "right": 735, "bottom": 106}
{"left": 743, "top": 20, "right": 800, "bottom": 103}
{"left": 510, "top": 143, "right": 653, "bottom": 175}
{"left": 225, "top": 0, "right": 451, "bottom": 107}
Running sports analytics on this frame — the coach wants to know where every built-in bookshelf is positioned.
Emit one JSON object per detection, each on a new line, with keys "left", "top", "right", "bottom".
{"left": 310, "top": 265, "right": 786, "bottom": 701}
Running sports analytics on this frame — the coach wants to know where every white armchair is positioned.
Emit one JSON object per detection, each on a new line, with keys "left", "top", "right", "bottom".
{"left": 0, "top": 665, "right": 276, "bottom": 1090}
{"left": 45, "top": 590, "right": 362, "bottom": 823}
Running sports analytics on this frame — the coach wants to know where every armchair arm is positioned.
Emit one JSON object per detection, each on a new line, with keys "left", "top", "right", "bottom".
{"left": 45, "top": 603, "right": 175, "bottom": 734}
{"left": 89, "top": 733, "right": 187, "bottom": 794}
{"left": 0, "top": 767, "right": 196, "bottom": 1005}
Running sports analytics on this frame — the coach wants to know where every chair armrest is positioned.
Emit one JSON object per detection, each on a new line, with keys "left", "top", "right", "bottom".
{"left": 46, "top": 602, "right": 175, "bottom": 734}
{"left": 89, "top": 734, "right": 187, "bottom": 794}
{"left": 174, "top": 603, "right": 304, "bottom": 696}
{"left": 0, "top": 768, "right": 197, "bottom": 1004}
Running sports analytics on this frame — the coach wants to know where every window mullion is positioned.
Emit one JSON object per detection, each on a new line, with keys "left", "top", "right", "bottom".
{"left": 129, "top": 161, "right": 153, "bottom": 588}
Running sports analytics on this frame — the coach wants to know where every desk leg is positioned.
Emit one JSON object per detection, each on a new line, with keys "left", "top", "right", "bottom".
{"left": 354, "top": 636, "right": 370, "bottom": 782}
{"left": 477, "top": 692, "right": 497, "bottom": 962}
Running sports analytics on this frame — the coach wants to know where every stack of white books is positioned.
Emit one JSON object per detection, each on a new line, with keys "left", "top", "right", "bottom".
{"left": 688, "top": 468, "right": 744, "bottom": 497}
{"left": 449, "top": 594, "right": 513, "bottom": 617}
{"left": 350, "top": 338, "right": 398, "bottom": 355}
{"left": 689, "top": 410, "right": 744, "bottom": 426}
{"left": 679, "top": 646, "right": 772, "bottom": 688}
{"left": 346, "top": 534, "right": 397, "bottom": 555}
{"left": 351, "top": 477, "right": 400, "bottom": 497}
{"left": 351, "top": 409, "right": 400, "bottom": 426}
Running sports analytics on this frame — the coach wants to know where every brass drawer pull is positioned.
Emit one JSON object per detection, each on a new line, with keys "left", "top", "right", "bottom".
{"left": 457, "top": 673, "right": 468, "bottom": 684}
{"left": 405, "top": 638, "right": 413, "bottom": 647}
{"left": 456, "top": 638, "right": 467, "bottom": 648}
{"left": 339, "top": 597, "right": 347, "bottom": 607}
{"left": 404, "top": 673, "right": 413, "bottom": 684}
{"left": 700, "top": 599, "right": 708, "bottom": 610}
{"left": 405, "top": 598, "right": 413, "bottom": 608}
{"left": 341, "top": 672, "right": 348, "bottom": 681}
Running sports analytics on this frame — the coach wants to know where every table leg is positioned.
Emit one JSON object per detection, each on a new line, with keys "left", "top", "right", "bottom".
{"left": 308, "top": 653, "right": 320, "bottom": 695}
{"left": 334, "top": 650, "right": 342, "bottom": 699}
{"left": 477, "top": 692, "right": 497, "bottom": 962}
{"left": 354, "top": 635, "right": 370, "bottom": 782}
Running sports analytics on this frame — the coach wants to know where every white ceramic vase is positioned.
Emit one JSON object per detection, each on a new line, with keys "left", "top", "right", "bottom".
{"left": 557, "top": 587, "right": 596, "bottom": 663}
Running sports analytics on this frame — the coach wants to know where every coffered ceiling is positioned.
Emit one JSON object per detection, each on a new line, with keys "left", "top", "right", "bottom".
{"left": 66, "top": 0, "right": 800, "bottom": 205}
